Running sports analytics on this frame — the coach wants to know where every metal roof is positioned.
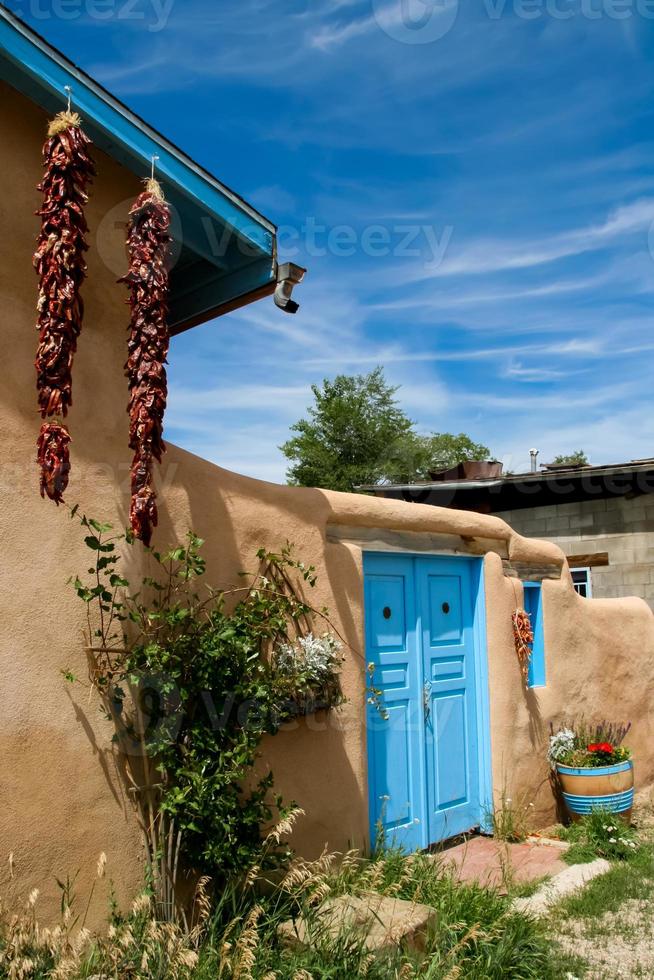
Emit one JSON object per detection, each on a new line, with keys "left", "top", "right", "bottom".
{"left": 363, "top": 460, "right": 654, "bottom": 513}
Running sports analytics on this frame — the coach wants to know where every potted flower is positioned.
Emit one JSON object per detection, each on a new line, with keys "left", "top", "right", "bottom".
{"left": 548, "top": 721, "right": 633, "bottom": 822}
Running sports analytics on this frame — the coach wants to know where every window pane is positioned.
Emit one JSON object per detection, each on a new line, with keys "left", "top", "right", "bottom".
{"left": 570, "top": 568, "right": 592, "bottom": 598}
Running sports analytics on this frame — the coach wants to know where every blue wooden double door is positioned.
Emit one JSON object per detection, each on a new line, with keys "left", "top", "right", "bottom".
{"left": 364, "top": 553, "right": 489, "bottom": 852}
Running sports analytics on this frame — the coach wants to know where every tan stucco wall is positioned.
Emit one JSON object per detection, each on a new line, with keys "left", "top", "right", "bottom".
{"left": 2, "top": 80, "right": 654, "bottom": 926}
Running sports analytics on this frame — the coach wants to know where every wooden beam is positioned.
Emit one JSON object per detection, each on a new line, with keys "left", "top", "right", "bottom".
{"left": 502, "top": 560, "right": 561, "bottom": 582}
{"left": 326, "top": 525, "right": 510, "bottom": 559}
{"left": 565, "top": 552, "right": 609, "bottom": 568}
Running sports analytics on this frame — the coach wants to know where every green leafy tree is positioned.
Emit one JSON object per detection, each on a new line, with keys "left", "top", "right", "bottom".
{"left": 281, "top": 368, "right": 491, "bottom": 490}
{"left": 551, "top": 450, "right": 589, "bottom": 466}
{"left": 281, "top": 367, "right": 414, "bottom": 491}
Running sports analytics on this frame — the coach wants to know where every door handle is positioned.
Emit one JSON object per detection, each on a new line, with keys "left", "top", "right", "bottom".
{"left": 423, "top": 680, "right": 432, "bottom": 721}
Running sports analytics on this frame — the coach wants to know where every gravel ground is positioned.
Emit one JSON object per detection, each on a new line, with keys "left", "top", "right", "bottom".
{"left": 556, "top": 899, "right": 654, "bottom": 979}
{"left": 549, "top": 789, "right": 654, "bottom": 979}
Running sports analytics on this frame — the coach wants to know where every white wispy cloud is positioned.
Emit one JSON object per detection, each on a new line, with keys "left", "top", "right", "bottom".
{"left": 502, "top": 360, "right": 568, "bottom": 383}
{"left": 407, "top": 198, "right": 654, "bottom": 281}
{"left": 371, "top": 270, "right": 617, "bottom": 312}
{"left": 35, "top": 0, "right": 654, "bottom": 480}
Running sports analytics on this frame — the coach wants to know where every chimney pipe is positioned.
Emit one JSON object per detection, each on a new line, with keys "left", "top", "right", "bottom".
{"left": 529, "top": 448, "right": 539, "bottom": 473}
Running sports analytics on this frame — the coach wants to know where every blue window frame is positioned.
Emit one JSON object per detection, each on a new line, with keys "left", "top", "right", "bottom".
{"left": 523, "top": 582, "right": 546, "bottom": 688}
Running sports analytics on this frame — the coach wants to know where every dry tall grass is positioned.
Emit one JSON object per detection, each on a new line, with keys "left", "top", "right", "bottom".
{"left": 0, "top": 819, "right": 576, "bottom": 979}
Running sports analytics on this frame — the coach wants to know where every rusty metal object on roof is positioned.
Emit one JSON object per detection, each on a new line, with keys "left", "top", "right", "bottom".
{"left": 429, "top": 460, "right": 504, "bottom": 482}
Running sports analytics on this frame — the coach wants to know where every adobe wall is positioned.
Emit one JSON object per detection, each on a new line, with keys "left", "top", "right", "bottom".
{"left": 497, "top": 497, "right": 654, "bottom": 609}
{"left": 0, "top": 79, "right": 152, "bottom": 927}
{"left": 2, "top": 80, "right": 654, "bottom": 928}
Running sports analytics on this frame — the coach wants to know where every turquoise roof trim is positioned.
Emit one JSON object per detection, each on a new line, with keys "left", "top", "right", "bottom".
{"left": 0, "top": 5, "right": 278, "bottom": 333}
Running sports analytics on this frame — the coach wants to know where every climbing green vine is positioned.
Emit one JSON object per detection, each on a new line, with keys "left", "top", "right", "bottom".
{"left": 65, "top": 509, "right": 344, "bottom": 919}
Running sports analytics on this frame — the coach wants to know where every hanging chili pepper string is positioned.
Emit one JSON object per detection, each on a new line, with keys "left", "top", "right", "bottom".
{"left": 120, "top": 173, "right": 172, "bottom": 546}
{"left": 37, "top": 422, "right": 72, "bottom": 504}
{"left": 512, "top": 605, "right": 534, "bottom": 685}
{"left": 34, "top": 101, "right": 95, "bottom": 504}
{"left": 509, "top": 578, "right": 534, "bottom": 684}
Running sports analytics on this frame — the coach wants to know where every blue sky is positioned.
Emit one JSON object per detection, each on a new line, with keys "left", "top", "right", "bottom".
{"left": 11, "top": 0, "right": 654, "bottom": 480}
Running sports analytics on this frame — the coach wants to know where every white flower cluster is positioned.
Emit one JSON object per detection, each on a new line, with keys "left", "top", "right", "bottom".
{"left": 548, "top": 727, "right": 576, "bottom": 768}
{"left": 274, "top": 632, "right": 343, "bottom": 681}
{"left": 603, "top": 824, "right": 637, "bottom": 849}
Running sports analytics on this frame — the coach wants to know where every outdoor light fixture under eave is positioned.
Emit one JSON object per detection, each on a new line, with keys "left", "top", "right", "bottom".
{"left": 274, "top": 262, "right": 306, "bottom": 315}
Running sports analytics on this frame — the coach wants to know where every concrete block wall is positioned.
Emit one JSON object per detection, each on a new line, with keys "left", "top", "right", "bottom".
{"left": 496, "top": 496, "right": 654, "bottom": 609}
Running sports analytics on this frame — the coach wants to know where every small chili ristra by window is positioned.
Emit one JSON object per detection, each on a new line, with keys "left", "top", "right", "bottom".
{"left": 34, "top": 110, "right": 95, "bottom": 504}
{"left": 120, "top": 178, "right": 172, "bottom": 546}
{"left": 512, "top": 608, "right": 534, "bottom": 684}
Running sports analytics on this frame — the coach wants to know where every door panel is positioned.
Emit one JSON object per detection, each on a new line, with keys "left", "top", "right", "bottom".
{"left": 418, "top": 558, "right": 480, "bottom": 843}
{"left": 381, "top": 702, "right": 414, "bottom": 828}
{"left": 365, "top": 553, "right": 486, "bottom": 853}
{"left": 433, "top": 692, "right": 468, "bottom": 807}
{"left": 427, "top": 575, "right": 463, "bottom": 646}
{"left": 364, "top": 555, "right": 426, "bottom": 852}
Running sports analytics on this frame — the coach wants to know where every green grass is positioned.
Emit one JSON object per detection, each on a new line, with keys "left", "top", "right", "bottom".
{"left": 554, "top": 843, "right": 654, "bottom": 921}
{"left": 509, "top": 875, "right": 550, "bottom": 899}
{"left": 537, "top": 814, "right": 654, "bottom": 978}
{"left": 205, "top": 850, "right": 581, "bottom": 979}
{"left": 546, "top": 841, "right": 654, "bottom": 978}
{"left": 559, "top": 809, "right": 639, "bottom": 864}
{"left": 0, "top": 848, "right": 580, "bottom": 979}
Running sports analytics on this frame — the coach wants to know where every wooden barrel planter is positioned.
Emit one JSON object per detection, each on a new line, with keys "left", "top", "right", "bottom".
{"left": 557, "top": 760, "right": 634, "bottom": 822}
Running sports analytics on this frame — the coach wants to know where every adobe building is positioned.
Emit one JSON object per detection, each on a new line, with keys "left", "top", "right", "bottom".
{"left": 2, "top": 7, "right": 654, "bottom": 925}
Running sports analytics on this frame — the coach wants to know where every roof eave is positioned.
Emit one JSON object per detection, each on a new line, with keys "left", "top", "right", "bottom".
{"left": 0, "top": 4, "right": 285, "bottom": 333}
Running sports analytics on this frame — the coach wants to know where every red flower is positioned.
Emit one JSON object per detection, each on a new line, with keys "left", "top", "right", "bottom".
{"left": 588, "top": 742, "right": 614, "bottom": 754}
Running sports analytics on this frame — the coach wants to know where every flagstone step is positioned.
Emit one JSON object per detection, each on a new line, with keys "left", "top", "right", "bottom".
{"left": 278, "top": 891, "right": 437, "bottom": 952}
{"left": 435, "top": 834, "right": 569, "bottom": 893}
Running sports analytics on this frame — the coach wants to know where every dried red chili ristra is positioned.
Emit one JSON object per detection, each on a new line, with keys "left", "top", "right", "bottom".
{"left": 37, "top": 421, "right": 72, "bottom": 505}
{"left": 34, "top": 110, "right": 95, "bottom": 503}
{"left": 119, "top": 179, "right": 172, "bottom": 546}
{"left": 512, "top": 608, "right": 534, "bottom": 683}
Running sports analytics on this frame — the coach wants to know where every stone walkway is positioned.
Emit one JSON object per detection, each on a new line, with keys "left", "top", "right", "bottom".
{"left": 439, "top": 835, "right": 568, "bottom": 892}
{"left": 513, "top": 858, "right": 611, "bottom": 914}
{"left": 278, "top": 834, "right": 610, "bottom": 957}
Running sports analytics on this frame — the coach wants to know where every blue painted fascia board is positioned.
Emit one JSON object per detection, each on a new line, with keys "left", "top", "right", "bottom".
{"left": 0, "top": 6, "right": 275, "bottom": 260}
